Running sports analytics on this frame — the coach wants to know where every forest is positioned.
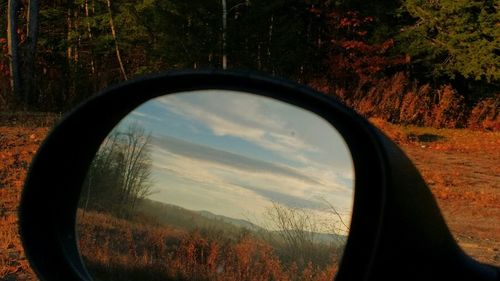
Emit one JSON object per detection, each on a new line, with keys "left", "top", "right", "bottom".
{"left": 0, "top": 0, "right": 499, "bottom": 129}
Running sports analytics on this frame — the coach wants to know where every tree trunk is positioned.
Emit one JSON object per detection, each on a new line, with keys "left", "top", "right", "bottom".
{"left": 267, "top": 14, "right": 273, "bottom": 59}
{"left": 24, "top": 0, "right": 39, "bottom": 106}
{"left": 267, "top": 14, "right": 274, "bottom": 74}
{"left": 65, "top": 6, "right": 74, "bottom": 106}
{"left": 221, "top": 0, "right": 227, "bottom": 69}
{"left": 73, "top": 9, "right": 80, "bottom": 64}
{"left": 84, "top": 0, "right": 95, "bottom": 73}
{"left": 106, "top": 0, "right": 128, "bottom": 80}
{"left": 7, "top": 0, "right": 21, "bottom": 101}
{"left": 66, "top": 7, "right": 72, "bottom": 60}
{"left": 82, "top": 173, "right": 93, "bottom": 218}
{"left": 257, "top": 43, "right": 262, "bottom": 70}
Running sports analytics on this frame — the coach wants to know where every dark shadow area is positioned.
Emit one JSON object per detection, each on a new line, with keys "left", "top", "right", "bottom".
{"left": 407, "top": 133, "right": 445, "bottom": 143}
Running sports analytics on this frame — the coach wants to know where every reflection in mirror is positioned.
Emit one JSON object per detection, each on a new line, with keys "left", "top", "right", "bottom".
{"left": 76, "top": 90, "right": 354, "bottom": 281}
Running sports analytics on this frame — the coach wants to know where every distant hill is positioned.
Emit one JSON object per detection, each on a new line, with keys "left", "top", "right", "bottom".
{"left": 136, "top": 199, "right": 253, "bottom": 236}
{"left": 196, "top": 210, "right": 264, "bottom": 232}
{"left": 136, "top": 199, "right": 347, "bottom": 245}
{"left": 197, "top": 209, "right": 346, "bottom": 245}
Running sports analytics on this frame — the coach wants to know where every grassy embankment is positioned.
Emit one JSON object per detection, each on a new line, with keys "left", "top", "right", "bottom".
{"left": 77, "top": 207, "right": 340, "bottom": 281}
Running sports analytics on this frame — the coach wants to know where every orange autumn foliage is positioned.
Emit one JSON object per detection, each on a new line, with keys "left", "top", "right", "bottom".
{"left": 77, "top": 210, "right": 339, "bottom": 281}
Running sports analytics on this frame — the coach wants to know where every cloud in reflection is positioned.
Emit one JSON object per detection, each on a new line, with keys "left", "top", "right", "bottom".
{"left": 116, "top": 90, "right": 354, "bottom": 231}
{"left": 152, "top": 135, "right": 319, "bottom": 185}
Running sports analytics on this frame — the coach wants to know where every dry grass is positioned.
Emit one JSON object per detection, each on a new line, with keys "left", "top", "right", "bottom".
{"left": 370, "top": 118, "right": 500, "bottom": 265}
{"left": 370, "top": 117, "right": 500, "bottom": 151}
{"left": 0, "top": 214, "right": 28, "bottom": 277}
{"left": 0, "top": 126, "right": 47, "bottom": 280}
{"left": 77, "top": 210, "right": 339, "bottom": 281}
{"left": 328, "top": 72, "right": 500, "bottom": 131}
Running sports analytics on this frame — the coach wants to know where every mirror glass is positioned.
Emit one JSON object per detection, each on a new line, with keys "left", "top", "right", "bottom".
{"left": 76, "top": 90, "right": 354, "bottom": 281}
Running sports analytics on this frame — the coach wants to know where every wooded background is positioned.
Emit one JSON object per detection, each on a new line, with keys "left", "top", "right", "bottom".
{"left": 1, "top": 0, "right": 498, "bottom": 129}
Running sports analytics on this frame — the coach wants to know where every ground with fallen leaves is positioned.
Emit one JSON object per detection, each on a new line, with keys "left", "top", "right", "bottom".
{"left": 371, "top": 118, "right": 500, "bottom": 266}
{"left": 0, "top": 119, "right": 498, "bottom": 280}
{"left": 0, "top": 126, "right": 47, "bottom": 280}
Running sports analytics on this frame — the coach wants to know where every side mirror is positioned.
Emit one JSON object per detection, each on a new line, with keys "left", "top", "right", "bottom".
{"left": 19, "top": 71, "right": 498, "bottom": 281}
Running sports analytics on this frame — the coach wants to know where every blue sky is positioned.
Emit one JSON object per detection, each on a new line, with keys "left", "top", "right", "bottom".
{"left": 113, "top": 90, "right": 354, "bottom": 234}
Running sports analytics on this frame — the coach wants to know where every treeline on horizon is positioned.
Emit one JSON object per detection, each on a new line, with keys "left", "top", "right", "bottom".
{"left": 1, "top": 0, "right": 498, "bottom": 129}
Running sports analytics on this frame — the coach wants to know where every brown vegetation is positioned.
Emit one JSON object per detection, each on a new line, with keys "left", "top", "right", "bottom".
{"left": 468, "top": 97, "right": 500, "bottom": 131}
{"left": 77, "top": 210, "right": 338, "bottom": 281}
{"left": 318, "top": 72, "right": 500, "bottom": 131}
{"left": 0, "top": 125, "right": 46, "bottom": 280}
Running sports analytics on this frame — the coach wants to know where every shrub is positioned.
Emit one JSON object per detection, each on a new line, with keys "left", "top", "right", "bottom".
{"left": 468, "top": 97, "right": 500, "bottom": 131}
{"left": 431, "top": 85, "right": 467, "bottom": 128}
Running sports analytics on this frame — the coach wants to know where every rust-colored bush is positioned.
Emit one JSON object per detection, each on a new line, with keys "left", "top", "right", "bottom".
{"left": 430, "top": 85, "right": 467, "bottom": 128}
{"left": 328, "top": 71, "right": 496, "bottom": 131}
{"left": 399, "top": 84, "right": 433, "bottom": 126}
{"left": 468, "top": 96, "right": 500, "bottom": 131}
{"left": 352, "top": 72, "right": 407, "bottom": 122}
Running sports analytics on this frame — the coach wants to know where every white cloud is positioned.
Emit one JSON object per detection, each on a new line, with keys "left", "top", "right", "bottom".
{"left": 125, "top": 90, "right": 355, "bottom": 233}
{"left": 156, "top": 92, "right": 323, "bottom": 164}
{"left": 150, "top": 140, "right": 353, "bottom": 232}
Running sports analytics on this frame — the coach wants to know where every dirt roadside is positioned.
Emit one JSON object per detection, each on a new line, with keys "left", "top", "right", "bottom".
{"left": 0, "top": 122, "right": 499, "bottom": 280}
{"left": 372, "top": 118, "right": 500, "bottom": 265}
{"left": 0, "top": 126, "right": 47, "bottom": 280}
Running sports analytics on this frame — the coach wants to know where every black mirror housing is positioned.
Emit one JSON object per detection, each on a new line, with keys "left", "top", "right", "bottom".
{"left": 19, "top": 71, "right": 498, "bottom": 281}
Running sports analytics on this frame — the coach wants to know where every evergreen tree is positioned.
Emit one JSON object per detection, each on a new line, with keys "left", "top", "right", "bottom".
{"left": 399, "top": 0, "right": 499, "bottom": 83}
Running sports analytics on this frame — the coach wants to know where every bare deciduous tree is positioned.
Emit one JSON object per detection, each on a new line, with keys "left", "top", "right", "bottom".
{"left": 265, "top": 202, "right": 323, "bottom": 268}
{"left": 317, "top": 198, "right": 350, "bottom": 236}
{"left": 81, "top": 122, "right": 153, "bottom": 218}
{"left": 264, "top": 200, "right": 350, "bottom": 269}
